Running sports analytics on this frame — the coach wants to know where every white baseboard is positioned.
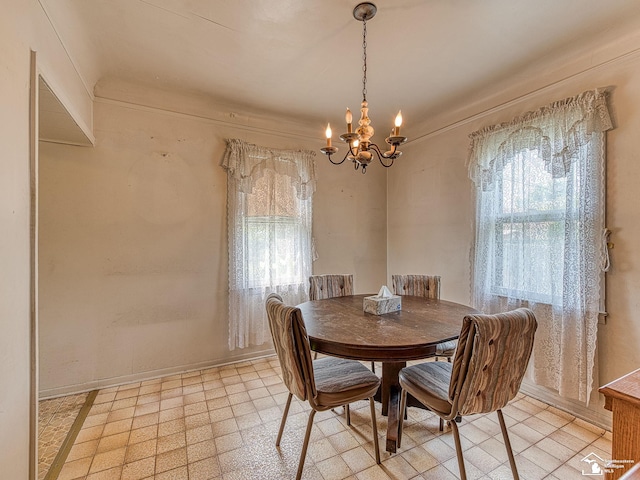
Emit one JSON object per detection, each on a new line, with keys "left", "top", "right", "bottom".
{"left": 39, "top": 348, "right": 276, "bottom": 400}
{"left": 520, "top": 380, "right": 612, "bottom": 431}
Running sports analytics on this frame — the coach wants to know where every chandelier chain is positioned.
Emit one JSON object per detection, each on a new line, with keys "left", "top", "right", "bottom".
{"left": 319, "top": 3, "right": 406, "bottom": 173}
{"left": 362, "top": 19, "right": 367, "bottom": 102}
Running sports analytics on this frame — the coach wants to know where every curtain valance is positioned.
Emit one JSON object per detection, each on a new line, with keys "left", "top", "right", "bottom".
{"left": 468, "top": 89, "right": 612, "bottom": 190}
{"left": 220, "top": 138, "right": 317, "bottom": 200}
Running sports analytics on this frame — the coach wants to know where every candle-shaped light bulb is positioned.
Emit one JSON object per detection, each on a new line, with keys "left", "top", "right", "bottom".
{"left": 394, "top": 110, "right": 403, "bottom": 136}
{"left": 346, "top": 108, "right": 353, "bottom": 133}
{"left": 325, "top": 123, "right": 332, "bottom": 147}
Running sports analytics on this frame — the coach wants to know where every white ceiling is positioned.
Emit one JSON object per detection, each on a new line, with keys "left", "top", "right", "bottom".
{"left": 41, "top": 0, "right": 640, "bottom": 135}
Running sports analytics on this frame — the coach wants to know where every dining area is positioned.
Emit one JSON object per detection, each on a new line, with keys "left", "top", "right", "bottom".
{"left": 264, "top": 274, "right": 539, "bottom": 480}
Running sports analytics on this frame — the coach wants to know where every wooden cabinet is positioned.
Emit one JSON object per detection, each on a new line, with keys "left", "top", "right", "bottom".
{"left": 600, "top": 369, "right": 640, "bottom": 480}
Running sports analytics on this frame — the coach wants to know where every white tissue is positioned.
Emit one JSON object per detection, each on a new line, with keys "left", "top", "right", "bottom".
{"left": 377, "top": 285, "right": 393, "bottom": 298}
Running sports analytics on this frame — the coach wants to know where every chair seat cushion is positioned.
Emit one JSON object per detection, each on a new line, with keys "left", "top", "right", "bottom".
{"left": 436, "top": 340, "right": 457, "bottom": 356}
{"left": 314, "top": 357, "right": 380, "bottom": 407}
{"left": 399, "top": 361, "right": 453, "bottom": 415}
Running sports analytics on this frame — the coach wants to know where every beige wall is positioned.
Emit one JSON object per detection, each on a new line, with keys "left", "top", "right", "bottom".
{"left": 0, "top": 0, "right": 93, "bottom": 477}
{"left": 388, "top": 47, "right": 640, "bottom": 425}
{"left": 38, "top": 83, "right": 387, "bottom": 396}
{"left": 0, "top": 9, "right": 34, "bottom": 480}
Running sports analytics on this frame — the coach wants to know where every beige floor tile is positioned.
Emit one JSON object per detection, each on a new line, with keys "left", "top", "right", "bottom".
{"left": 66, "top": 439, "right": 100, "bottom": 463}
{"left": 57, "top": 456, "right": 92, "bottom": 480}
{"left": 214, "top": 431, "right": 244, "bottom": 454}
{"left": 418, "top": 464, "right": 460, "bottom": 480}
{"left": 186, "top": 439, "right": 216, "bottom": 463}
{"left": 89, "top": 446, "right": 127, "bottom": 474}
{"left": 96, "top": 431, "right": 130, "bottom": 453}
{"left": 121, "top": 456, "right": 155, "bottom": 480}
{"left": 442, "top": 455, "right": 485, "bottom": 479}
{"left": 327, "top": 429, "right": 361, "bottom": 454}
{"left": 519, "top": 444, "right": 563, "bottom": 473}
{"left": 129, "top": 424, "right": 158, "bottom": 445}
{"left": 112, "top": 397, "right": 138, "bottom": 411}
{"left": 125, "top": 438, "right": 157, "bottom": 463}
{"left": 155, "top": 465, "right": 189, "bottom": 479}
{"left": 159, "top": 406, "right": 184, "bottom": 423}
{"left": 86, "top": 465, "right": 123, "bottom": 479}
{"left": 186, "top": 424, "right": 214, "bottom": 445}
{"left": 132, "top": 411, "right": 159, "bottom": 430}
{"left": 158, "top": 418, "right": 186, "bottom": 437}
{"left": 535, "top": 408, "right": 572, "bottom": 428}
{"left": 463, "top": 445, "right": 503, "bottom": 473}
{"left": 184, "top": 401, "right": 208, "bottom": 417}
{"left": 76, "top": 425, "right": 106, "bottom": 444}
{"left": 536, "top": 436, "right": 577, "bottom": 462}
{"left": 155, "top": 446, "right": 188, "bottom": 474}
{"left": 188, "top": 456, "right": 222, "bottom": 480}
{"left": 402, "top": 444, "right": 440, "bottom": 473}
{"left": 102, "top": 418, "right": 133, "bottom": 437}
{"left": 157, "top": 431, "right": 187, "bottom": 454}
{"left": 45, "top": 356, "right": 615, "bottom": 480}
{"left": 341, "top": 445, "right": 378, "bottom": 473}
{"left": 316, "top": 454, "right": 353, "bottom": 479}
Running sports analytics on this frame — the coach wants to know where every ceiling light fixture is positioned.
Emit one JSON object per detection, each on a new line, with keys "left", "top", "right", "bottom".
{"left": 320, "top": 2, "right": 407, "bottom": 174}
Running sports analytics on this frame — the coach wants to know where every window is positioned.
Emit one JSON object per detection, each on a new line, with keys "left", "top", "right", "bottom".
{"left": 469, "top": 89, "right": 612, "bottom": 404}
{"left": 492, "top": 149, "right": 566, "bottom": 304}
{"left": 221, "top": 139, "right": 316, "bottom": 350}
{"left": 244, "top": 170, "right": 309, "bottom": 289}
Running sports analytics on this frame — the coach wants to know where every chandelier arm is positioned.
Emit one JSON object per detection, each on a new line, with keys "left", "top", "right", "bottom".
{"left": 327, "top": 149, "right": 349, "bottom": 165}
{"left": 380, "top": 142, "right": 398, "bottom": 159}
{"left": 369, "top": 143, "right": 395, "bottom": 168}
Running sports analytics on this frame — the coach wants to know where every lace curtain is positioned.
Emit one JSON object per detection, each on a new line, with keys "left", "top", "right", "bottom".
{"left": 468, "top": 89, "right": 612, "bottom": 404}
{"left": 221, "top": 139, "right": 316, "bottom": 350}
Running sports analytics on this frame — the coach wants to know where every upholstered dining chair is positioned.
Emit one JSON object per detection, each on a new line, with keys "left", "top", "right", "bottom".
{"left": 308, "top": 274, "right": 372, "bottom": 367}
{"left": 265, "top": 293, "right": 381, "bottom": 480}
{"left": 397, "top": 308, "right": 538, "bottom": 480}
{"left": 309, "top": 274, "right": 353, "bottom": 300}
{"left": 391, "top": 275, "right": 457, "bottom": 362}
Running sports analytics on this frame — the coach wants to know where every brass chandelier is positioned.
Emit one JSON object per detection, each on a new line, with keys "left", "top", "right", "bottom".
{"left": 320, "top": 2, "right": 407, "bottom": 174}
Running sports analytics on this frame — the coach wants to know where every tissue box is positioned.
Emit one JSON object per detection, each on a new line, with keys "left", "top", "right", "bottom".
{"left": 363, "top": 294, "right": 402, "bottom": 315}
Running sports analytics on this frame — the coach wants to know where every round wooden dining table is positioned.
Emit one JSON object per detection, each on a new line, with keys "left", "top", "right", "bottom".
{"left": 297, "top": 294, "right": 479, "bottom": 453}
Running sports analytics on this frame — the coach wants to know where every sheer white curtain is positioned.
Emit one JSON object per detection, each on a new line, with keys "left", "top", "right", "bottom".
{"left": 221, "top": 139, "right": 316, "bottom": 350}
{"left": 468, "top": 89, "right": 612, "bottom": 404}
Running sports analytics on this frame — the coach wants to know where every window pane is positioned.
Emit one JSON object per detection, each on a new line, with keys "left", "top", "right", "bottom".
{"left": 495, "top": 149, "right": 566, "bottom": 303}
{"left": 502, "top": 150, "right": 566, "bottom": 214}
{"left": 498, "top": 220, "right": 564, "bottom": 302}
{"left": 243, "top": 167, "right": 307, "bottom": 289}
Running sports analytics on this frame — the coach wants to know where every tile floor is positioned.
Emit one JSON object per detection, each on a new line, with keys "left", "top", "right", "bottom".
{"left": 39, "top": 392, "right": 90, "bottom": 480}
{"left": 47, "top": 356, "right": 611, "bottom": 480}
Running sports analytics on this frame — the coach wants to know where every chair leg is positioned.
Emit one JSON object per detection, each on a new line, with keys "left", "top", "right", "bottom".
{"left": 450, "top": 418, "right": 467, "bottom": 480}
{"left": 497, "top": 409, "right": 519, "bottom": 480}
{"left": 369, "top": 397, "right": 381, "bottom": 464}
{"left": 371, "top": 361, "right": 375, "bottom": 373}
{"left": 439, "top": 418, "right": 444, "bottom": 432}
{"left": 296, "top": 409, "right": 317, "bottom": 480}
{"left": 313, "top": 351, "right": 318, "bottom": 360}
{"left": 276, "top": 393, "right": 293, "bottom": 446}
{"left": 346, "top": 404, "right": 351, "bottom": 426}
{"left": 398, "top": 389, "right": 407, "bottom": 448}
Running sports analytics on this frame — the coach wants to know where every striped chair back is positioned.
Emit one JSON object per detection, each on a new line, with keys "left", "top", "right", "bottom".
{"left": 265, "top": 293, "right": 316, "bottom": 401}
{"left": 449, "top": 308, "right": 537, "bottom": 416}
{"left": 392, "top": 275, "right": 440, "bottom": 299}
{"left": 309, "top": 274, "right": 354, "bottom": 300}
